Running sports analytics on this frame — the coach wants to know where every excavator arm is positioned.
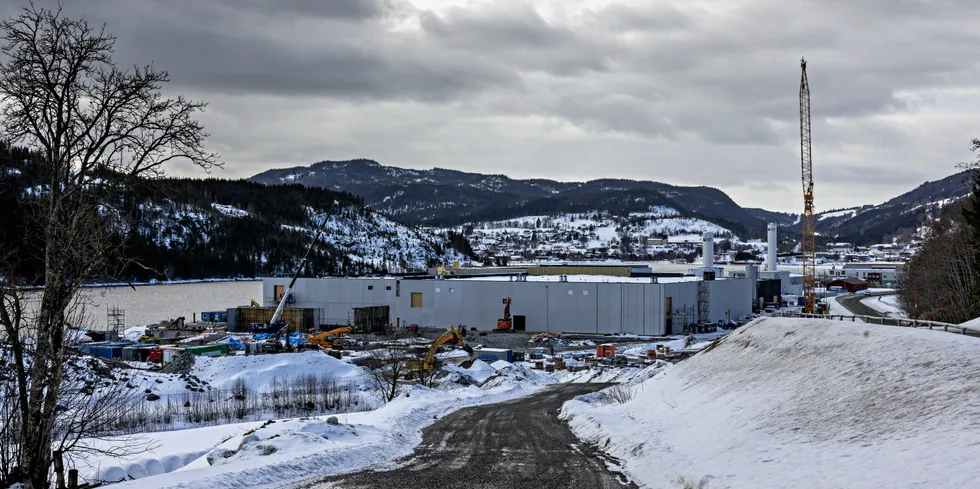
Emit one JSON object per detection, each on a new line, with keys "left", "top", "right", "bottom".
{"left": 423, "top": 327, "right": 473, "bottom": 370}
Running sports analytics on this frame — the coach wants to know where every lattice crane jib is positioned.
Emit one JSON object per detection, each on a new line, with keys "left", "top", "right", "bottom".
{"left": 799, "top": 58, "right": 817, "bottom": 313}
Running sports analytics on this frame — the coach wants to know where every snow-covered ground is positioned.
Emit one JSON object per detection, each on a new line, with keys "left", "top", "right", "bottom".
{"left": 861, "top": 294, "right": 906, "bottom": 318}
{"left": 561, "top": 317, "right": 980, "bottom": 488}
{"left": 79, "top": 360, "right": 556, "bottom": 488}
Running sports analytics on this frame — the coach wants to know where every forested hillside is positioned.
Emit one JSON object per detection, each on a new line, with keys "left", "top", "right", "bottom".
{"left": 0, "top": 145, "right": 469, "bottom": 284}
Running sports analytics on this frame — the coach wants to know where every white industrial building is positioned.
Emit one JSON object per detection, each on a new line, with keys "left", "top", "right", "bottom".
{"left": 259, "top": 231, "right": 763, "bottom": 336}
{"left": 261, "top": 273, "right": 754, "bottom": 336}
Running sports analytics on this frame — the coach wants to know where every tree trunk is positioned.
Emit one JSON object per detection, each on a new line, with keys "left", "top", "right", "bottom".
{"left": 53, "top": 450, "right": 65, "bottom": 489}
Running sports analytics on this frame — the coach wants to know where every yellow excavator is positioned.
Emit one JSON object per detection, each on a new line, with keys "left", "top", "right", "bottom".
{"left": 408, "top": 326, "right": 474, "bottom": 379}
{"left": 309, "top": 326, "right": 352, "bottom": 350}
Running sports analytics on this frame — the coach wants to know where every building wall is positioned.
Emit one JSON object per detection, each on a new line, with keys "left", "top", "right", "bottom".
{"left": 262, "top": 276, "right": 755, "bottom": 336}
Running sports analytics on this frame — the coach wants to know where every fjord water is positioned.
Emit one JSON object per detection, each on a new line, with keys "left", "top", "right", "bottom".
{"left": 75, "top": 280, "right": 262, "bottom": 329}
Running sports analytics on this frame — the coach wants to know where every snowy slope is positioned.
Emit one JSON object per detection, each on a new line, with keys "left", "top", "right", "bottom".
{"left": 860, "top": 294, "right": 907, "bottom": 318}
{"left": 443, "top": 209, "right": 736, "bottom": 259}
{"left": 111, "top": 198, "right": 464, "bottom": 273}
{"left": 562, "top": 318, "right": 980, "bottom": 488}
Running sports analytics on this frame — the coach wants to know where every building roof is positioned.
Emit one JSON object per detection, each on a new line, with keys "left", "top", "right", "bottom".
{"left": 454, "top": 274, "right": 706, "bottom": 284}
{"left": 828, "top": 277, "right": 868, "bottom": 285}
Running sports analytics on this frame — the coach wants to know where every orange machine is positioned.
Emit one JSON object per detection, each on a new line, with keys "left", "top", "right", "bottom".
{"left": 496, "top": 297, "right": 512, "bottom": 330}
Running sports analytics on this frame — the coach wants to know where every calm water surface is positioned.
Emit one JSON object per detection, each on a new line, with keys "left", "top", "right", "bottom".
{"left": 77, "top": 281, "right": 262, "bottom": 330}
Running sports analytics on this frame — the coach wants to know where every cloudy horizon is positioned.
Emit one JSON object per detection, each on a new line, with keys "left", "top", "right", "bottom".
{"left": 2, "top": 0, "right": 978, "bottom": 213}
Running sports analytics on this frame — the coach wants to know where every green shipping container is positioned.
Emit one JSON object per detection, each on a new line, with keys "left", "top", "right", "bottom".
{"left": 182, "top": 344, "right": 229, "bottom": 358}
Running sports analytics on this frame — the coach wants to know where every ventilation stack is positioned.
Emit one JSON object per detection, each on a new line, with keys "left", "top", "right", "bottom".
{"left": 767, "top": 223, "right": 778, "bottom": 272}
{"left": 702, "top": 231, "right": 714, "bottom": 267}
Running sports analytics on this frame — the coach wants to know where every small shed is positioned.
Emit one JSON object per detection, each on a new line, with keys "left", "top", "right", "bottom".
{"left": 826, "top": 277, "right": 869, "bottom": 293}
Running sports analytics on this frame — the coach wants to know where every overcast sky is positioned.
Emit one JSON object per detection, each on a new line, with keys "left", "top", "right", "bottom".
{"left": 2, "top": 0, "right": 979, "bottom": 213}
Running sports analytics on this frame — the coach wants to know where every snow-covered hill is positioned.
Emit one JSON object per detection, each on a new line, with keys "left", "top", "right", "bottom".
{"left": 440, "top": 208, "right": 740, "bottom": 261}
{"left": 1, "top": 167, "right": 471, "bottom": 282}
{"left": 125, "top": 198, "right": 464, "bottom": 274}
{"left": 562, "top": 318, "right": 980, "bottom": 488}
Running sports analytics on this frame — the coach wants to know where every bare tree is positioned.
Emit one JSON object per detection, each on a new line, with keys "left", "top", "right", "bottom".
{"left": 899, "top": 216, "right": 980, "bottom": 323}
{"left": 0, "top": 4, "right": 218, "bottom": 487}
{"left": 406, "top": 346, "right": 440, "bottom": 388}
{"left": 900, "top": 142, "right": 980, "bottom": 324}
{"left": 366, "top": 348, "right": 408, "bottom": 404}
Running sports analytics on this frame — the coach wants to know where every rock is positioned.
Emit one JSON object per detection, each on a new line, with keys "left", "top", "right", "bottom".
{"left": 256, "top": 444, "right": 277, "bottom": 456}
{"left": 206, "top": 448, "right": 235, "bottom": 465}
{"left": 146, "top": 393, "right": 160, "bottom": 401}
{"left": 238, "top": 434, "right": 261, "bottom": 451}
{"left": 326, "top": 416, "right": 340, "bottom": 425}
{"left": 144, "top": 388, "right": 152, "bottom": 394}
{"left": 155, "top": 379, "right": 163, "bottom": 384}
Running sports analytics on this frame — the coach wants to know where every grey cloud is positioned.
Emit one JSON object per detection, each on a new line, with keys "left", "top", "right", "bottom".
{"left": 585, "top": 4, "right": 691, "bottom": 33}
{"left": 417, "top": 4, "right": 609, "bottom": 76}
{"left": 0, "top": 0, "right": 978, "bottom": 212}
{"left": 209, "top": 0, "right": 386, "bottom": 20}
{"left": 819, "top": 165, "right": 930, "bottom": 186}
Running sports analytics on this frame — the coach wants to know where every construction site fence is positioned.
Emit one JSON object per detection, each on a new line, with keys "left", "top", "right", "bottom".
{"left": 773, "top": 311, "right": 980, "bottom": 338}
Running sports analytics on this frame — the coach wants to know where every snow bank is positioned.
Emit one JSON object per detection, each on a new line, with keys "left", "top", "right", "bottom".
{"left": 192, "top": 350, "right": 365, "bottom": 390}
{"left": 861, "top": 294, "right": 906, "bottom": 317}
{"left": 562, "top": 317, "right": 980, "bottom": 489}
{"left": 87, "top": 363, "right": 552, "bottom": 489}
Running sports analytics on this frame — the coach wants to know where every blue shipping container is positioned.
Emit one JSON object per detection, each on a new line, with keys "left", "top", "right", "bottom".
{"left": 201, "top": 311, "right": 228, "bottom": 323}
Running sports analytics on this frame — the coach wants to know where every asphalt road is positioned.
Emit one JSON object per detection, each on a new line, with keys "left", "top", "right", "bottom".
{"left": 309, "top": 383, "right": 637, "bottom": 489}
{"left": 836, "top": 291, "right": 897, "bottom": 318}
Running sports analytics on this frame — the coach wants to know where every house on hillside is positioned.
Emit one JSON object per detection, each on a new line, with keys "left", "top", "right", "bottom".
{"left": 826, "top": 277, "right": 869, "bottom": 293}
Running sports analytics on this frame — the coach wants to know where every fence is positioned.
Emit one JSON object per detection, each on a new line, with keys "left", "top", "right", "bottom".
{"left": 774, "top": 311, "right": 980, "bottom": 338}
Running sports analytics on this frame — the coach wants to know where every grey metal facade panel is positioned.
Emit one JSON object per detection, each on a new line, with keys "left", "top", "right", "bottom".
{"left": 596, "top": 284, "right": 623, "bottom": 335}
{"left": 263, "top": 276, "right": 752, "bottom": 335}
{"left": 546, "top": 283, "right": 598, "bottom": 334}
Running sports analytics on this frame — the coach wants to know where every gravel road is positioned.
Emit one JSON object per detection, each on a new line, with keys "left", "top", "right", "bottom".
{"left": 310, "top": 383, "right": 637, "bottom": 489}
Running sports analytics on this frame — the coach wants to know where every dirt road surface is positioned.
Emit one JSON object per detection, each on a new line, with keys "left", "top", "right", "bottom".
{"left": 308, "top": 383, "right": 637, "bottom": 489}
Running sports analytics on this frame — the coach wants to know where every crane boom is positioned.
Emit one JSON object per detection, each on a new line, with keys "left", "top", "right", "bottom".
{"left": 799, "top": 58, "right": 817, "bottom": 313}
{"left": 270, "top": 200, "right": 339, "bottom": 349}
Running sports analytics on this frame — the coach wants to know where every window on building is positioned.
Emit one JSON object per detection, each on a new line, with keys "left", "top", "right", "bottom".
{"left": 568, "top": 290, "right": 573, "bottom": 295}
{"left": 449, "top": 288, "right": 454, "bottom": 293}
{"left": 396, "top": 281, "right": 400, "bottom": 297}
{"left": 583, "top": 290, "right": 588, "bottom": 295}
{"left": 368, "top": 285, "right": 374, "bottom": 290}
{"left": 436, "top": 287, "right": 441, "bottom": 293}
{"left": 411, "top": 292, "right": 422, "bottom": 308}
{"left": 386, "top": 286, "right": 392, "bottom": 291}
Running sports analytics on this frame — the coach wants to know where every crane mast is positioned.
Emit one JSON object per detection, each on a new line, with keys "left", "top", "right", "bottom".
{"left": 799, "top": 58, "right": 817, "bottom": 313}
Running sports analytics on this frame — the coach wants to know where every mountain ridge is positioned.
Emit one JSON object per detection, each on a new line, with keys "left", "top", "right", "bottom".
{"left": 250, "top": 158, "right": 972, "bottom": 246}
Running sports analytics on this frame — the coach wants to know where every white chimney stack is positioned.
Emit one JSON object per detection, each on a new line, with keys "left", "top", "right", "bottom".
{"left": 767, "top": 223, "right": 778, "bottom": 271}
{"left": 702, "top": 231, "right": 714, "bottom": 267}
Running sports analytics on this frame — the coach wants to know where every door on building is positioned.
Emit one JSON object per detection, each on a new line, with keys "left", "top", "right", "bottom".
{"left": 274, "top": 285, "right": 285, "bottom": 302}
{"left": 513, "top": 315, "right": 526, "bottom": 331}
{"left": 665, "top": 296, "right": 674, "bottom": 335}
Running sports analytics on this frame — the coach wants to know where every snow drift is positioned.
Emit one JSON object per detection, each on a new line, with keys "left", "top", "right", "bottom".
{"left": 562, "top": 318, "right": 980, "bottom": 489}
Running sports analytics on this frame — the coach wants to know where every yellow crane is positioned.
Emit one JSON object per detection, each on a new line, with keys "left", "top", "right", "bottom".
{"left": 309, "top": 326, "right": 352, "bottom": 350}
{"left": 799, "top": 58, "right": 817, "bottom": 313}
